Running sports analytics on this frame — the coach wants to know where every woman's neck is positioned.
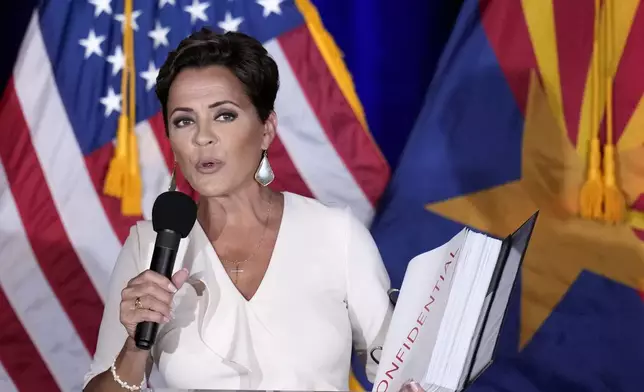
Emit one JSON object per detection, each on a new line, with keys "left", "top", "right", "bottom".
{"left": 197, "top": 185, "right": 276, "bottom": 242}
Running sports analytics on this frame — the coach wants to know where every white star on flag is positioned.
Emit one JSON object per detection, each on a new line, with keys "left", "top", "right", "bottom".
{"left": 218, "top": 11, "right": 243, "bottom": 32}
{"left": 100, "top": 87, "right": 121, "bottom": 117}
{"left": 184, "top": 0, "right": 210, "bottom": 24}
{"left": 88, "top": 0, "right": 112, "bottom": 17}
{"left": 256, "top": 0, "right": 284, "bottom": 18}
{"left": 115, "top": 10, "right": 142, "bottom": 32}
{"left": 148, "top": 21, "right": 170, "bottom": 49}
{"left": 106, "top": 45, "right": 125, "bottom": 76}
{"left": 140, "top": 61, "right": 160, "bottom": 91}
{"left": 159, "top": 0, "right": 176, "bottom": 8}
{"left": 79, "top": 29, "right": 105, "bottom": 59}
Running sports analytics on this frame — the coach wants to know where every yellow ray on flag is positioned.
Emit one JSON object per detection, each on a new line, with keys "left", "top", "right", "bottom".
{"left": 520, "top": 0, "right": 567, "bottom": 139}
{"left": 619, "top": 94, "right": 644, "bottom": 151}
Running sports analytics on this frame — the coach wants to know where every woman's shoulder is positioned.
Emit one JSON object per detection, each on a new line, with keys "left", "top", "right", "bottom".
{"left": 283, "top": 192, "right": 373, "bottom": 244}
{"left": 124, "top": 219, "right": 156, "bottom": 244}
{"left": 117, "top": 220, "right": 158, "bottom": 264}
{"left": 284, "top": 191, "right": 358, "bottom": 225}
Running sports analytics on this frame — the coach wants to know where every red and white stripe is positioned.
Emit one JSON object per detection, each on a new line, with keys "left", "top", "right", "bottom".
{"left": 0, "top": 12, "right": 389, "bottom": 391}
{"left": 0, "top": 163, "right": 89, "bottom": 391}
{"left": 0, "top": 361, "right": 18, "bottom": 392}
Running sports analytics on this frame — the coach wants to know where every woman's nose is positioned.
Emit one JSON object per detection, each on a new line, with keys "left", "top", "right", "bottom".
{"left": 193, "top": 120, "right": 217, "bottom": 146}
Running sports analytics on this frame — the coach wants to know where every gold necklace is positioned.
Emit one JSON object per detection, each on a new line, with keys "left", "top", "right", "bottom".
{"left": 220, "top": 193, "right": 273, "bottom": 284}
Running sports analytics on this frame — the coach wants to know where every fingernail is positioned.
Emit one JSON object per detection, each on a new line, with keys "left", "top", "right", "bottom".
{"left": 168, "top": 283, "right": 177, "bottom": 293}
{"left": 182, "top": 267, "right": 189, "bottom": 274}
{"left": 163, "top": 316, "right": 170, "bottom": 323}
{"left": 170, "top": 309, "right": 175, "bottom": 319}
{"left": 405, "top": 381, "right": 423, "bottom": 392}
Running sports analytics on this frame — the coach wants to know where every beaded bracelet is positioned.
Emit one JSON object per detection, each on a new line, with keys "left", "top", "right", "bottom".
{"left": 110, "top": 357, "right": 146, "bottom": 391}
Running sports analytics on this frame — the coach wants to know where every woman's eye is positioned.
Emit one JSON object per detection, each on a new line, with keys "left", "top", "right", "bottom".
{"left": 172, "top": 118, "right": 193, "bottom": 128}
{"left": 215, "top": 112, "right": 237, "bottom": 122}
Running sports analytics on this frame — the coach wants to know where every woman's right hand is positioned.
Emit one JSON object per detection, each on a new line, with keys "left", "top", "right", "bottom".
{"left": 119, "top": 268, "right": 190, "bottom": 344}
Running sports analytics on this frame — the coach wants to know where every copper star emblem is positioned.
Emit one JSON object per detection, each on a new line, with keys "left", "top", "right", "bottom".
{"left": 426, "top": 72, "right": 644, "bottom": 348}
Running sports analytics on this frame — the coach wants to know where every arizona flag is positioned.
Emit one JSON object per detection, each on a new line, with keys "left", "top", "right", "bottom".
{"left": 0, "top": 0, "right": 389, "bottom": 390}
{"left": 367, "top": 0, "right": 644, "bottom": 391}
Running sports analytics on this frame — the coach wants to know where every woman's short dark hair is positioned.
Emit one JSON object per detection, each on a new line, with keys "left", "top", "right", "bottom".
{"left": 155, "top": 27, "right": 279, "bottom": 128}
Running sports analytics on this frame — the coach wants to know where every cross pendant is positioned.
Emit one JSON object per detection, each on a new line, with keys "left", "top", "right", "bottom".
{"left": 230, "top": 268, "right": 243, "bottom": 284}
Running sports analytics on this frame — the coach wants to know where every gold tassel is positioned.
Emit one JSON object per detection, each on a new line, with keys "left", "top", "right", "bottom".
{"left": 601, "top": 0, "right": 626, "bottom": 224}
{"left": 103, "top": 0, "right": 142, "bottom": 216}
{"left": 580, "top": 138, "right": 604, "bottom": 219}
{"left": 120, "top": 0, "right": 142, "bottom": 216}
{"left": 580, "top": 0, "right": 604, "bottom": 220}
{"left": 103, "top": 113, "right": 129, "bottom": 197}
{"left": 122, "top": 130, "right": 142, "bottom": 215}
{"left": 603, "top": 145, "right": 626, "bottom": 223}
{"left": 103, "top": 0, "right": 131, "bottom": 198}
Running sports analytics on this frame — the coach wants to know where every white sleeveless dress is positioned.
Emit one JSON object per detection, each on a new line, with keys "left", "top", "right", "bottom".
{"left": 84, "top": 192, "right": 393, "bottom": 391}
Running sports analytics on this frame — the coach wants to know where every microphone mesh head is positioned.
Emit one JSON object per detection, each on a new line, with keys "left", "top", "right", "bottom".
{"left": 152, "top": 191, "right": 198, "bottom": 238}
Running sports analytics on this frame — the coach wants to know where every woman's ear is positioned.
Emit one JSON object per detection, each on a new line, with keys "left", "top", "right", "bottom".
{"left": 261, "top": 111, "right": 277, "bottom": 150}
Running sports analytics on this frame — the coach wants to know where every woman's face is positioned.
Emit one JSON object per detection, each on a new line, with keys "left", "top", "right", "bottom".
{"left": 166, "top": 65, "right": 276, "bottom": 197}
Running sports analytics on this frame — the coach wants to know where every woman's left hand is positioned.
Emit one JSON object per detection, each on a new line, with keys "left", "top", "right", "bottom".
{"left": 399, "top": 380, "right": 425, "bottom": 392}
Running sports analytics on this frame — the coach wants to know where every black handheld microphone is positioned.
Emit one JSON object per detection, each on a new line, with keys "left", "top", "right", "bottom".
{"left": 134, "top": 190, "right": 198, "bottom": 350}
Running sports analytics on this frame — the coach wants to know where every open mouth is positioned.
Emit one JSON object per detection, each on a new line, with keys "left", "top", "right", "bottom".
{"left": 195, "top": 158, "right": 224, "bottom": 174}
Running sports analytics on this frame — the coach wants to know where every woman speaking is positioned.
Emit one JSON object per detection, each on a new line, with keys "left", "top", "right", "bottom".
{"left": 83, "top": 27, "right": 393, "bottom": 391}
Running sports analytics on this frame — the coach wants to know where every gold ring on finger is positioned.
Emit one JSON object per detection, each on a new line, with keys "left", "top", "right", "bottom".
{"left": 134, "top": 297, "right": 143, "bottom": 310}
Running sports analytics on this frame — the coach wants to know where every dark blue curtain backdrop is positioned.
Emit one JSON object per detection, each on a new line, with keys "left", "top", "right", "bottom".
{"left": 0, "top": 1, "right": 462, "bottom": 169}
{"left": 311, "top": 1, "right": 464, "bottom": 167}
{"left": 0, "top": 1, "right": 36, "bottom": 95}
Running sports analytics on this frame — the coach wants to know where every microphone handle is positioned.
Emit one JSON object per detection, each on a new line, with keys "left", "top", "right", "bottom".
{"left": 134, "top": 230, "right": 181, "bottom": 350}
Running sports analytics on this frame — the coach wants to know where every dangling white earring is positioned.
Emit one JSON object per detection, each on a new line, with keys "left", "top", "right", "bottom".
{"left": 254, "top": 149, "right": 274, "bottom": 187}
{"left": 169, "top": 162, "right": 177, "bottom": 192}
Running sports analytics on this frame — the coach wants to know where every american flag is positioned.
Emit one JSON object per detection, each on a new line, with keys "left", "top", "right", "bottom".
{"left": 0, "top": 0, "right": 390, "bottom": 390}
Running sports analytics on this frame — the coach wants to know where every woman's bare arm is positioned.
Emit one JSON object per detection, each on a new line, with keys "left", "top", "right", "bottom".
{"left": 83, "top": 337, "right": 149, "bottom": 392}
